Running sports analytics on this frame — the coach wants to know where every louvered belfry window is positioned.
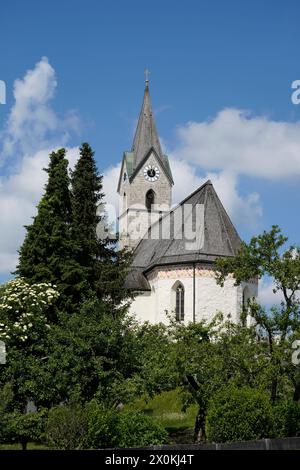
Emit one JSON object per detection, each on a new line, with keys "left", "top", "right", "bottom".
{"left": 145, "top": 189, "right": 155, "bottom": 212}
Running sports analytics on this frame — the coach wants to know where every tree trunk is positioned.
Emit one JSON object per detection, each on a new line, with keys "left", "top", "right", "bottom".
{"left": 193, "top": 409, "right": 205, "bottom": 442}
{"left": 271, "top": 377, "right": 278, "bottom": 403}
{"left": 21, "top": 440, "right": 27, "bottom": 451}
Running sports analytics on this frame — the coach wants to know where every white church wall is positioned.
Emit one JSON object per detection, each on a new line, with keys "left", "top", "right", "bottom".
{"left": 195, "top": 274, "right": 238, "bottom": 323}
{"left": 194, "top": 275, "right": 257, "bottom": 324}
{"left": 154, "top": 275, "right": 194, "bottom": 324}
{"left": 127, "top": 264, "right": 258, "bottom": 326}
{"left": 129, "top": 290, "right": 155, "bottom": 323}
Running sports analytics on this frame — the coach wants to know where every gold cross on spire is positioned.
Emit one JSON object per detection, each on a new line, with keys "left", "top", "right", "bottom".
{"left": 144, "top": 68, "right": 150, "bottom": 86}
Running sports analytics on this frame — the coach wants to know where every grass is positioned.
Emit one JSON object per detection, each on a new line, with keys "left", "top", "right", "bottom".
{"left": 125, "top": 388, "right": 198, "bottom": 433}
{"left": 0, "top": 388, "right": 197, "bottom": 449}
{"left": 0, "top": 442, "right": 49, "bottom": 450}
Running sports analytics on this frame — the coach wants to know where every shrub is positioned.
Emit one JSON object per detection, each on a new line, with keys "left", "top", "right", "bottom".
{"left": 116, "top": 411, "right": 168, "bottom": 448}
{"left": 5, "top": 409, "right": 47, "bottom": 450}
{"left": 273, "top": 400, "right": 300, "bottom": 437}
{"left": 45, "top": 402, "right": 168, "bottom": 449}
{"left": 205, "top": 385, "right": 274, "bottom": 443}
{"left": 46, "top": 404, "right": 87, "bottom": 449}
{"left": 0, "top": 384, "right": 14, "bottom": 442}
{"left": 85, "top": 400, "right": 119, "bottom": 448}
{"left": 85, "top": 404, "right": 168, "bottom": 449}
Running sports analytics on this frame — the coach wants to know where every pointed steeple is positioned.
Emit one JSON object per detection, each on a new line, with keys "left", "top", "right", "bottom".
{"left": 117, "top": 77, "right": 173, "bottom": 194}
{"left": 131, "top": 80, "right": 163, "bottom": 167}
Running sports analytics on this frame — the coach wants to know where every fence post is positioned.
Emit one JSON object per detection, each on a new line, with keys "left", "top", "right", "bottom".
{"left": 264, "top": 438, "right": 271, "bottom": 450}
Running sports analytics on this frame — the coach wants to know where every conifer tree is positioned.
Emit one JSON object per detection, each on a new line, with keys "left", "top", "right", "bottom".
{"left": 16, "top": 148, "right": 84, "bottom": 307}
{"left": 70, "top": 143, "right": 103, "bottom": 286}
{"left": 70, "top": 142, "right": 131, "bottom": 304}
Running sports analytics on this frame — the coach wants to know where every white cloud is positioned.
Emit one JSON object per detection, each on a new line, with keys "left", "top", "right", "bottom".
{"left": 173, "top": 108, "right": 300, "bottom": 180}
{"left": 0, "top": 58, "right": 79, "bottom": 275}
{"left": 103, "top": 164, "right": 120, "bottom": 214}
{"left": 170, "top": 159, "right": 262, "bottom": 227}
{"left": 258, "top": 277, "right": 300, "bottom": 307}
{"left": 163, "top": 128, "right": 263, "bottom": 227}
{"left": 0, "top": 57, "right": 79, "bottom": 164}
{"left": 258, "top": 278, "right": 283, "bottom": 305}
{"left": 203, "top": 170, "right": 262, "bottom": 228}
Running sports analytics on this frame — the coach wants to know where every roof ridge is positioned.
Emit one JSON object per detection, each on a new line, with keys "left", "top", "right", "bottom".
{"left": 209, "top": 184, "right": 237, "bottom": 255}
{"left": 138, "top": 179, "right": 216, "bottom": 242}
{"left": 149, "top": 190, "right": 204, "bottom": 268}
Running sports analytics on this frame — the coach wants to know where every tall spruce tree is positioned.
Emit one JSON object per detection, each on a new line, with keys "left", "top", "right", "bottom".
{"left": 16, "top": 148, "right": 85, "bottom": 308}
{"left": 70, "top": 142, "right": 131, "bottom": 305}
{"left": 70, "top": 143, "right": 103, "bottom": 287}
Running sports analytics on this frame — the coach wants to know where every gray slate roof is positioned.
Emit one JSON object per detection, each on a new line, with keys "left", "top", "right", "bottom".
{"left": 124, "top": 180, "right": 242, "bottom": 291}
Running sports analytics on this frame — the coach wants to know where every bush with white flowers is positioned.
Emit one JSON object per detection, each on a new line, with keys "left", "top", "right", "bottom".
{"left": 0, "top": 278, "right": 59, "bottom": 344}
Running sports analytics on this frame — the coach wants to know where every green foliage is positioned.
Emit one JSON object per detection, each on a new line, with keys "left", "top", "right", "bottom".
{"left": 70, "top": 143, "right": 103, "bottom": 293}
{"left": 17, "top": 144, "right": 130, "bottom": 309}
{"left": 215, "top": 225, "right": 289, "bottom": 286}
{"left": 0, "top": 384, "right": 47, "bottom": 450}
{"left": 127, "top": 322, "right": 178, "bottom": 399}
{"left": 46, "top": 404, "right": 87, "bottom": 450}
{"left": 7, "top": 143, "right": 133, "bottom": 410}
{"left": 273, "top": 400, "right": 300, "bottom": 437}
{"left": 16, "top": 148, "right": 83, "bottom": 309}
{"left": 46, "top": 296, "right": 138, "bottom": 404}
{"left": 70, "top": 142, "right": 131, "bottom": 304}
{"left": 11, "top": 155, "right": 300, "bottom": 449}
{"left": 206, "top": 385, "right": 274, "bottom": 443}
{"left": 116, "top": 411, "right": 168, "bottom": 448}
{"left": 85, "top": 400, "right": 119, "bottom": 448}
{"left": 46, "top": 402, "right": 167, "bottom": 449}
{"left": 215, "top": 225, "right": 300, "bottom": 403}
{"left": 0, "top": 384, "right": 14, "bottom": 442}
{"left": 70, "top": 143, "right": 103, "bottom": 250}
{"left": 6, "top": 409, "right": 47, "bottom": 450}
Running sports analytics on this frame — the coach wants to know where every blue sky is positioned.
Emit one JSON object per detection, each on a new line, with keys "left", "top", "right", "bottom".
{"left": 1, "top": 0, "right": 300, "bottom": 302}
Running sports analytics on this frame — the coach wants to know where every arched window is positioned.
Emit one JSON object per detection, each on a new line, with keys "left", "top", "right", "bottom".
{"left": 123, "top": 192, "right": 127, "bottom": 212}
{"left": 175, "top": 283, "right": 184, "bottom": 321}
{"left": 242, "top": 286, "right": 251, "bottom": 326}
{"left": 242, "top": 286, "right": 250, "bottom": 311}
{"left": 145, "top": 189, "right": 155, "bottom": 212}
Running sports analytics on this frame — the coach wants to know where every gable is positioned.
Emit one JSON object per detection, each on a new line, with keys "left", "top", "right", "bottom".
{"left": 117, "top": 152, "right": 135, "bottom": 193}
{"left": 129, "top": 147, "right": 174, "bottom": 186}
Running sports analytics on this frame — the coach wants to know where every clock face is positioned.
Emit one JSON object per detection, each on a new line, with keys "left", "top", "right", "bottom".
{"left": 143, "top": 165, "right": 160, "bottom": 182}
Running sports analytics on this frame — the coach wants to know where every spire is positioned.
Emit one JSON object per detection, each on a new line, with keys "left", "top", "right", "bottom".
{"left": 131, "top": 75, "right": 163, "bottom": 166}
{"left": 144, "top": 68, "right": 150, "bottom": 88}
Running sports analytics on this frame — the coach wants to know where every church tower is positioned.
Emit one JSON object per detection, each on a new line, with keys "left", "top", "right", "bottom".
{"left": 117, "top": 76, "right": 174, "bottom": 249}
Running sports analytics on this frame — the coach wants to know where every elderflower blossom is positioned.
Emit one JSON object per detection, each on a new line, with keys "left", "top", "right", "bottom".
{"left": 0, "top": 278, "right": 59, "bottom": 343}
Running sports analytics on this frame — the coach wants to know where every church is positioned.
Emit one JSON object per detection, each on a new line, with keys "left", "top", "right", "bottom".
{"left": 117, "top": 78, "right": 257, "bottom": 325}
